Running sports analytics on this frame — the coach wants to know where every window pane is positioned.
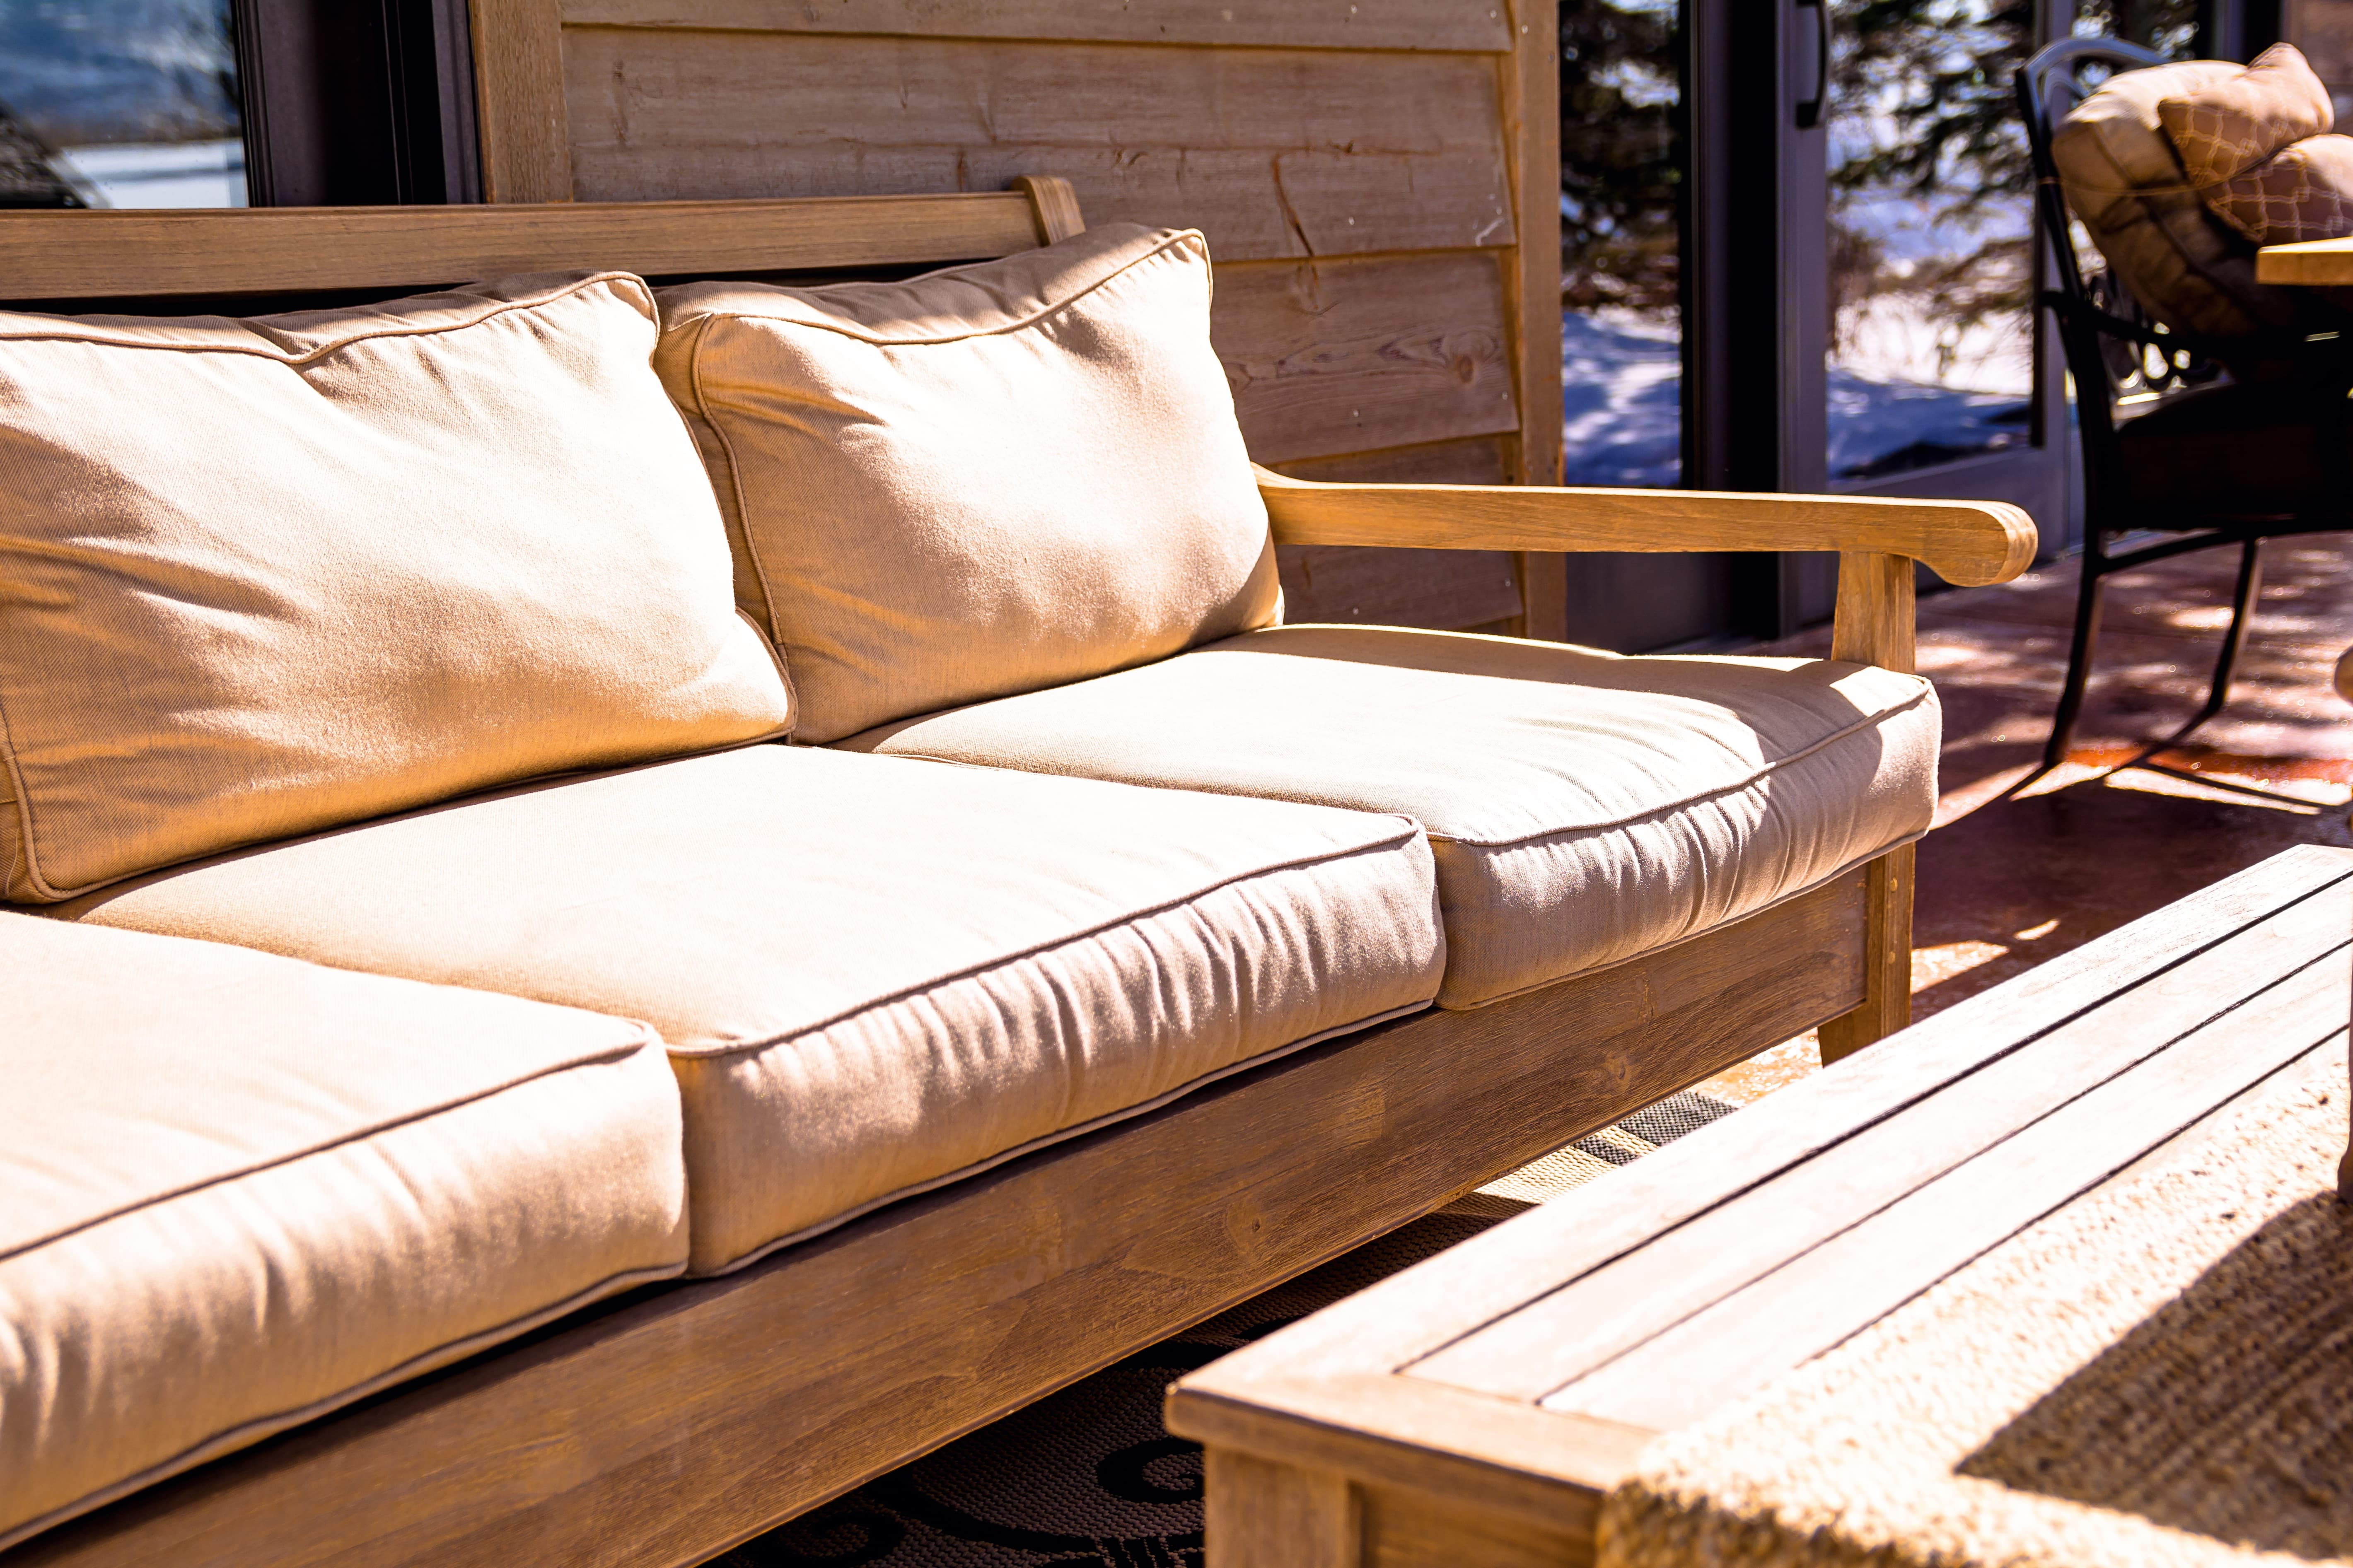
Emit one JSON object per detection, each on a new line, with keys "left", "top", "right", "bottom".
{"left": 0, "top": 1, "right": 244, "bottom": 209}
{"left": 1824, "top": 0, "right": 2034, "bottom": 481}
{"left": 1561, "top": 0, "right": 1683, "bottom": 487}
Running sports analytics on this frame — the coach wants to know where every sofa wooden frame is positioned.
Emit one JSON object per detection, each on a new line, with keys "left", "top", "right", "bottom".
{"left": 0, "top": 182, "right": 2033, "bottom": 1568}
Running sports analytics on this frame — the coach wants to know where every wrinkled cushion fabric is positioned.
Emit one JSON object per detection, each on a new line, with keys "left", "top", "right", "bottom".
{"left": 55, "top": 745, "right": 1445, "bottom": 1274}
{"left": 0, "top": 916, "right": 686, "bottom": 1554}
{"left": 838, "top": 627, "right": 1939, "bottom": 1010}
{"left": 653, "top": 224, "right": 1282, "bottom": 743}
{"left": 2052, "top": 57, "right": 2339, "bottom": 350}
{"left": 2158, "top": 44, "right": 2353, "bottom": 244}
{"left": 0, "top": 272, "right": 792, "bottom": 903}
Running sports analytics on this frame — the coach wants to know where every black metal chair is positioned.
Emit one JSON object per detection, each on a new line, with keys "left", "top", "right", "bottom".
{"left": 2017, "top": 38, "right": 2353, "bottom": 786}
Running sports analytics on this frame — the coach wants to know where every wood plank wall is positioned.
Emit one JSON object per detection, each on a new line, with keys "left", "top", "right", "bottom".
{"left": 470, "top": 0, "right": 1565, "bottom": 636}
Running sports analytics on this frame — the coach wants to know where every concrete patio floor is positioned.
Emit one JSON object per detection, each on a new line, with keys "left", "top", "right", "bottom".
{"left": 1705, "top": 533, "right": 2353, "bottom": 1104}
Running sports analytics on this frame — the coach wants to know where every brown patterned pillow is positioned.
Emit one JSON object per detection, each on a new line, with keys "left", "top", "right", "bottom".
{"left": 2158, "top": 43, "right": 2334, "bottom": 187}
{"left": 2198, "top": 133, "right": 2353, "bottom": 242}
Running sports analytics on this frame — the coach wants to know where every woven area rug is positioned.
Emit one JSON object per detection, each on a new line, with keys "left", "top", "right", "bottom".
{"left": 715, "top": 1090, "right": 1736, "bottom": 1567}
{"left": 1600, "top": 1050, "right": 2353, "bottom": 1568}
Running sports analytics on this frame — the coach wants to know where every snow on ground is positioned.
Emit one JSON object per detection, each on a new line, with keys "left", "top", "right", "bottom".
{"left": 1562, "top": 304, "right": 2032, "bottom": 487}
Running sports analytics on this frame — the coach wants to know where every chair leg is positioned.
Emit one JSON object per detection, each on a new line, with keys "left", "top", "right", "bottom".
{"left": 2167, "top": 536, "right": 2263, "bottom": 746}
{"left": 2044, "top": 551, "right": 2109, "bottom": 770}
{"left": 1818, "top": 843, "right": 1914, "bottom": 1065}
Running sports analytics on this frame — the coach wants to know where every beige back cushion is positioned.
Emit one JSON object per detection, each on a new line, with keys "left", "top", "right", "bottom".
{"left": 655, "top": 224, "right": 1281, "bottom": 743}
{"left": 0, "top": 272, "right": 793, "bottom": 903}
{"left": 2052, "top": 56, "right": 2314, "bottom": 341}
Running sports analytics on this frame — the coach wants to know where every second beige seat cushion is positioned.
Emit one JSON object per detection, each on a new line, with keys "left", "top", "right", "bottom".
{"left": 0, "top": 917, "right": 686, "bottom": 1555}
{"left": 838, "top": 626, "right": 1940, "bottom": 1010}
{"left": 57, "top": 745, "right": 1443, "bottom": 1275}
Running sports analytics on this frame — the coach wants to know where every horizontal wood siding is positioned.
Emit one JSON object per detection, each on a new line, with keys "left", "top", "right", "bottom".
{"left": 551, "top": 1, "right": 1555, "bottom": 631}
{"left": 1272, "top": 438, "right": 1522, "bottom": 629}
{"left": 558, "top": 0, "right": 1516, "bottom": 52}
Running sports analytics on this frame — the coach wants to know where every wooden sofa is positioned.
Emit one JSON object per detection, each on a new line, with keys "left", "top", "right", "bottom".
{"left": 0, "top": 180, "right": 2032, "bottom": 1568}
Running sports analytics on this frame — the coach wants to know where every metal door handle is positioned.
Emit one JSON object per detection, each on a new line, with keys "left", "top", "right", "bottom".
{"left": 1796, "top": 0, "right": 1830, "bottom": 129}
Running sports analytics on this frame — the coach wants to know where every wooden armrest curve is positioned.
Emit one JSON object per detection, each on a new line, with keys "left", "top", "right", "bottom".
{"left": 1255, "top": 467, "right": 2038, "bottom": 587}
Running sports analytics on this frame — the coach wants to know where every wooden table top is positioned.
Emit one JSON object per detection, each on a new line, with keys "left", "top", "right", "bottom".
{"left": 2256, "top": 236, "right": 2353, "bottom": 285}
{"left": 1167, "top": 844, "right": 2353, "bottom": 1551}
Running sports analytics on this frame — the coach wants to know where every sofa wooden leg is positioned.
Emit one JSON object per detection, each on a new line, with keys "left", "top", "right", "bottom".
{"left": 1205, "top": 1448, "right": 1361, "bottom": 1568}
{"left": 1818, "top": 843, "right": 1914, "bottom": 1066}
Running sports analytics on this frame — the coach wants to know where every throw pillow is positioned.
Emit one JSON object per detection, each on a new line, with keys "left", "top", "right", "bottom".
{"left": 2159, "top": 43, "right": 2353, "bottom": 244}
{"left": 653, "top": 223, "right": 1281, "bottom": 743}
{"left": 0, "top": 272, "right": 793, "bottom": 902}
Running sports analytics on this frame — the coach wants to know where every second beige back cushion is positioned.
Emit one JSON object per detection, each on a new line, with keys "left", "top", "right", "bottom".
{"left": 655, "top": 224, "right": 1282, "bottom": 743}
{"left": 0, "top": 273, "right": 793, "bottom": 903}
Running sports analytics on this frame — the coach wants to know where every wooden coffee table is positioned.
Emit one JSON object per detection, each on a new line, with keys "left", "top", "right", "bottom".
{"left": 1167, "top": 844, "right": 2353, "bottom": 1568}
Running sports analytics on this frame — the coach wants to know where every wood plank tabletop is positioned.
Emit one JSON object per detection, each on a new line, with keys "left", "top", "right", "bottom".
{"left": 2255, "top": 236, "right": 2353, "bottom": 285}
{"left": 1167, "top": 844, "right": 2353, "bottom": 1559}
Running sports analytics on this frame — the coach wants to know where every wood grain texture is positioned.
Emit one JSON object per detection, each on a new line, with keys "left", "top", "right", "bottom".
{"left": 0, "top": 195, "right": 1046, "bottom": 303}
{"left": 1168, "top": 850, "right": 2353, "bottom": 1459}
{"left": 470, "top": 0, "right": 576, "bottom": 200}
{"left": 1205, "top": 1451, "right": 1360, "bottom": 1568}
{"left": 1360, "top": 1479, "right": 1593, "bottom": 1568}
{"left": 1828, "top": 550, "right": 1918, "bottom": 673}
{"left": 2254, "top": 235, "right": 2353, "bottom": 284}
{"left": 12, "top": 879, "right": 1864, "bottom": 1568}
{"left": 560, "top": 28, "right": 1515, "bottom": 262}
{"left": 1500, "top": 0, "right": 1566, "bottom": 641}
{"left": 1273, "top": 441, "right": 1521, "bottom": 631}
{"left": 1411, "top": 877, "right": 2353, "bottom": 1404}
{"left": 557, "top": 0, "right": 1517, "bottom": 52}
{"left": 1547, "top": 965, "right": 2350, "bottom": 1431}
{"left": 1170, "top": 849, "right": 2353, "bottom": 1568}
{"left": 1012, "top": 174, "right": 1084, "bottom": 243}
{"left": 1817, "top": 844, "right": 1914, "bottom": 1064}
{"left": 1217, "top": 256, "right": 1520, "bottom": 465}
{"left": 1255, "top": 469, "right": 2040, "bottom": 587}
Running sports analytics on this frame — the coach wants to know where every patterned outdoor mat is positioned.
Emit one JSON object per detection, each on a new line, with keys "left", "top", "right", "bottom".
{"left": 717, "top": 1090, "right": 1737, "bottom": 1568}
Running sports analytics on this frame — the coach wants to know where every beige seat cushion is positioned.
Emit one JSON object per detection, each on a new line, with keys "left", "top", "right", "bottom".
{"left": 56, "top": 745, "right": 1443, "bottom": 1275}
{"left": 838, "top": 626, "right": 1939, "bottom": 1010}
{"left": 0, "top": 272, "right": 792, "bottom": 904}
{"left": 2053, "top": 57, "right": 2324, "bottom": 347}
{"left": 0, "top": 917, "right": 686, "bottom": 1554}
{"left": 654, "top": 224, "right": 1281, "bottom": 743}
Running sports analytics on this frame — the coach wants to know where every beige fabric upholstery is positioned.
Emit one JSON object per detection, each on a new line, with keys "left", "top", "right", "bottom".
{"left": 839, "top": 626, "right": 1939, "bottom": 1010}
{"left": 654, "top": 224, "right": 1281, "bottom": 743}
{"left": 0, "top": 272, "right": 792, "bottom": 904}
{"left": 2053, "top": 57, "right": 2319, "bottom": 345}
{"left": 56, "top": 745, "right": 1444, "bottom": 1274}
{"left": 0, "top": 916, "right": 686, "bottom": 1555}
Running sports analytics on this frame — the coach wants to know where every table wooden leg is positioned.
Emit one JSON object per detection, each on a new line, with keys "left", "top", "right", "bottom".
{"left": 1819, "top": 843, "right": 1914, "bottom": 1065}
{"left": 1205, "top": 1448, "right": 1360, "bottom": 1568}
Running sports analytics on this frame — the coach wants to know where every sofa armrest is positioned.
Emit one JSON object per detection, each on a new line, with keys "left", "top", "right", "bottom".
{"left": 1255, "top": 466, "right": 2038, "bottom": 591}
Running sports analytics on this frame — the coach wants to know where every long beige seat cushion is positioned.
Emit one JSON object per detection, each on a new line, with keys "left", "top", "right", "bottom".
{"left": 55, "top": 745, "right": 1444, "bottom": 1275}
{"left": 0, "top": 917, "right": 686, "bottom": 1555}
{"left": 838, "top": 626, "right": 1938, "bottom": 1010}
